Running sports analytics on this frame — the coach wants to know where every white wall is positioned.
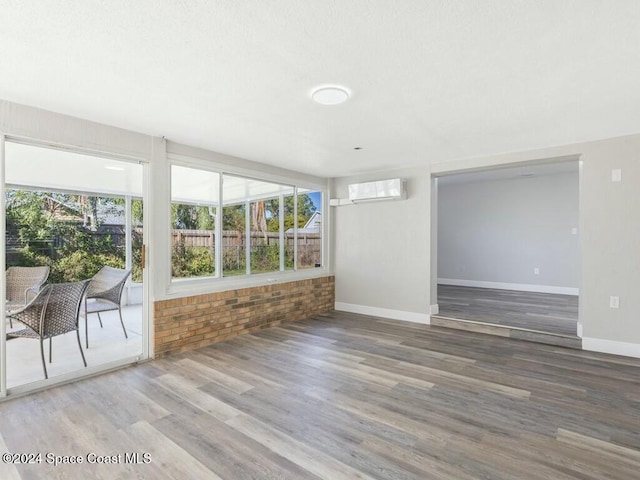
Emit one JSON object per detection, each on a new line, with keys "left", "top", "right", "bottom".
{"left": 437, "top": 171, "right": 579, "bottom": 294}
{"left": 0, "top": 100, "right": 153, "bottom": 159}
{"left": 428, "top": 135, "right": 640, "bottom": 353}
{"left": 579, "top": 137, "right": 640, "bottom": 351}
{"left": 335, "top": 133, "right": 640, "bottom": 357}
{"left": 333, "top": 169, "right": 431, "bottom": 324}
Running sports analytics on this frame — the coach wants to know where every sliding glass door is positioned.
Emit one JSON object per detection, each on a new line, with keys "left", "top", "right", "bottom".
{"left": 1, "top": 139, "right": 148, "bottom": 394}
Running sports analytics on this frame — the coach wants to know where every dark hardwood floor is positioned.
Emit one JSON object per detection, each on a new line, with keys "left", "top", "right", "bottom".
{"left": 438, "top": 284, "right": 579, "bottom": 336}
{"left": 2, "top": 311, "right": 639, "bottom": 479}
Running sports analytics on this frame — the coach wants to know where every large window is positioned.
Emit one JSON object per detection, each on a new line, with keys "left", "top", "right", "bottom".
{"left": 170, "top": 163, "right": 323, "bottom": 281}
{"left": 171, "top": 165, "right": 220, "bottom": 279}
{"left": 222, "top": 175, "right": 294, "bottom": 276}
{"left": 295, "top": 189, "right": 323, "bottom": 269}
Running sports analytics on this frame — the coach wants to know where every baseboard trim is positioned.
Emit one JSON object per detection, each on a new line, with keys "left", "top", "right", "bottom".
{"left": 334, "top": 302, "right": 430, "bottom": 324}
{"left": 438, "top": 278, "right": 579, "bottom": 296}
{"left": 582, "top": 337, "right": 640, "bottom": 359}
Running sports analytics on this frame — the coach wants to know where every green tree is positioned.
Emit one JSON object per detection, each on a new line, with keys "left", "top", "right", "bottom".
{"left": 6, "top": 190, "right": 78, "bottom": 251}
{"left": 172, "top": 203, "right": 215, "bottom": 230}
{"left": 223, "top": 204, "right": 245, "bottom": 231}
{"left": 132, "top": 199, "right": 144, "bottom": 223}
{"left": 6, "top": 189, "right": 127, "bottom": 282}
{"left": 172, "top": 203, "right": 196, "bottom": 229}
{"left": 196, "top": 206, "right": 215, "bottom": 230}
{"left": 264, "top": 194, "right": 316, "bottom": 232}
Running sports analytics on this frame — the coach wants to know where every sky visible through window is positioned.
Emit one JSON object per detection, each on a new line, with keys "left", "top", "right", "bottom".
{"left": 307, "top": 191, "right": 321, "bottom": 211}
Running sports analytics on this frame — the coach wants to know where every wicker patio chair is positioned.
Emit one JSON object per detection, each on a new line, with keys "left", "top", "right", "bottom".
{"left": 83, "top": 266, "right": 131, "bottom": 348}
{"left": 6, "top": 280, "right": 90, "bottom": 380}
{"left": 6, "top": 266, "right": 50, "bottom": 328}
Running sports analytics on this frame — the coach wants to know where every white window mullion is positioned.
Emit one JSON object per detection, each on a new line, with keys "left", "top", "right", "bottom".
{"left": 124, "top": 195, "right": 133, "bottom": 303}
{"left": 293, "top": 187, "right": 298, "bottom": 271}
{"left": 216, "top": 175, "right": 223, "bottom": 277}
{"left": 245, "top": 200, "right": 251, "bottom": 275}
{"left": 321, "top": 192, "right": 326, "bottom": 268}
{"left": 125, "top": 196, "right": 133, "bottom": 271}
{"left": 279, "top": 194, "right": 285, "bottom": 271}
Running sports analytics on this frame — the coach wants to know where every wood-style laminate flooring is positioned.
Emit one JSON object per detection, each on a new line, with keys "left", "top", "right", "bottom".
{"left": 2, "top": 311, "right": 639, "bottom": 480}
{"left": 438, "top": 284, "right": 579, "bottom": 336}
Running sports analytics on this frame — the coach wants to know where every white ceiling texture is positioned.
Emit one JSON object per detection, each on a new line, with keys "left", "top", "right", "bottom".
{"left": 1, "top": 1, "right": 639, "bottom": 178}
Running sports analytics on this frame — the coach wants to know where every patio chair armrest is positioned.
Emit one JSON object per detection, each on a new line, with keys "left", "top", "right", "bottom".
{"left": 25, "top": 286, "right": 40, "bottom": 302}
{"left": 7, "top": 303, "right": 43, "bottom": 332}
{"left": 87, "top": 284, "right": 126, "bottom": 304}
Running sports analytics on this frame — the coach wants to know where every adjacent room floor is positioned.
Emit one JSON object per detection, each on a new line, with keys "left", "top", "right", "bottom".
{"left": 1, "top": 311, "right": 638, "bottom": 480}
{"left": 437, "top": 284, "right": 579, "bottom": 336}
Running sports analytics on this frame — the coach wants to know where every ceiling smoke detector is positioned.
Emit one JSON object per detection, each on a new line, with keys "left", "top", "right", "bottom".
{"left": 311, "top": 86, "right": 350, "bottom": 105}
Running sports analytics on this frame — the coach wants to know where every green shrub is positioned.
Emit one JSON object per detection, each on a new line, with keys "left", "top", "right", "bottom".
{"left": 250, "top": 244, "right": 280, "bottom": 273}
{"left": 222, "top": 246, "right": 245, "bottom": 275}
{"left": 15, "top": 248, "right": 54, "bottom": 269}
{"left": 172, "top": 244, "right": 215, "bottom": 278}
{"left": 53, "top": 250, "right": 124, "bottom": 283}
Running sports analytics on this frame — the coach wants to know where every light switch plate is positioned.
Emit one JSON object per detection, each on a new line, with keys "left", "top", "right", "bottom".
{"left": 610, "top": 296, "right": 620, "bottom": 309}
{"left": 611, "top": 169, "right": 622, "bottom": 182}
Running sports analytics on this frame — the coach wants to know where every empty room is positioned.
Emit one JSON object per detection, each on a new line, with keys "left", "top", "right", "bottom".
{"left": 433, "top": 161, "right": 581, "bottom": 347}
{"left": 1, "top": 2, "right": 640, "bottom": 479}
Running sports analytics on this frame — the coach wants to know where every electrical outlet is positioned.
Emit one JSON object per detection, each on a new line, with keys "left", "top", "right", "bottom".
{"left": 534, "top": 267, "right": 540, "bottom": 275}
{"left": 571, "top": 227, "right": 578, "bottom": 235}
{"left": 610, "top": 296, "right": 620, "bottom": 309}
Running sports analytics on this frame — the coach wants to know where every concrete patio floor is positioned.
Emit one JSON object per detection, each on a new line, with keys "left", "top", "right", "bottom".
{"left": 5, "top": 304, "right": 143, "bottom": 388}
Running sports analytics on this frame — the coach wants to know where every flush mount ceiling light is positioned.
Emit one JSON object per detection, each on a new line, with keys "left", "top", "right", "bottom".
{"left": 104, "top": 165, "right": 125, "bottom": 171}
{"left": 311, "top": 86, "right": 350, "bottom": 105}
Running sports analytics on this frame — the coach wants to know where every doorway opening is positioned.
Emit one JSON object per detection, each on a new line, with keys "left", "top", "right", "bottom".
{"left": 432, "top": 159, "right": 581, "bottom": 346}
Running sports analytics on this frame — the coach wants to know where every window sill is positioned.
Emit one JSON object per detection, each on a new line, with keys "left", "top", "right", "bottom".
{"left": 160, "top": 267, "right": 332, "bottom": 301}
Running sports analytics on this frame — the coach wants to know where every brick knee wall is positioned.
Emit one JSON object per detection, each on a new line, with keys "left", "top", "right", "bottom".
{"left": 153, "top": 275, "right": 335, "bottom": 357}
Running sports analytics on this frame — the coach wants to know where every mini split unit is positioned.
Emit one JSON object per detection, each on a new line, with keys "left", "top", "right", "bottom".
{"left": 331, "top": 178, "right": 407, "bottom": 206}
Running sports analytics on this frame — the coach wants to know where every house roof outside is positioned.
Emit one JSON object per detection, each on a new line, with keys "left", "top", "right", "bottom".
{"left": 286, "top": 211, "right": 321, "bottom": 234}
{"left": 46, "top": 197, "right": 138, "bottom": 228}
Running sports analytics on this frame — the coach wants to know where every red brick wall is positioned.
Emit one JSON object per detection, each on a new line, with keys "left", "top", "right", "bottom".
{"left": 153, "top": 276, "right": 335, "bottom": 357}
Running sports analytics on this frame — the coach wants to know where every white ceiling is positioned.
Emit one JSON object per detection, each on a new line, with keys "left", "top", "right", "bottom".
{"left": 1, "top": 1, "right": 639, "bottom": 178}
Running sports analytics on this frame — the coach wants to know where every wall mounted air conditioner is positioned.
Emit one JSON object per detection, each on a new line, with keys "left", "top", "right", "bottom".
{"left": 347, "top": 178, "right": 407, "bottom": 202}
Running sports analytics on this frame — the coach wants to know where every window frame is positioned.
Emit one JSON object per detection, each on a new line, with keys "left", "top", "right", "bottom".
{"left": 170, "top": 163, "right": 221, "bottom": 281}
{"left": 166, "top": 153, "right": 328, "bottom": 297}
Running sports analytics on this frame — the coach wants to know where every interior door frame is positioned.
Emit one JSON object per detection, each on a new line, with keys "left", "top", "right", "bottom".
{"left": 430, "top": 157, "right": 582, "bottom": 337}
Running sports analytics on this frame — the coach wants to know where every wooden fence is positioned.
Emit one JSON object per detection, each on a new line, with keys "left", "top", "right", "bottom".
{"left": 171, "top": 229, "right": 321, "bottom": 248}
{"left": 6, "top": 228, "right": 322, "bottom": 267}
{"left": 173, "top": 229, "right": 322, "bottom": 268}
{"left": 7, "top": 228, "right": 320, "bottom": 251}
